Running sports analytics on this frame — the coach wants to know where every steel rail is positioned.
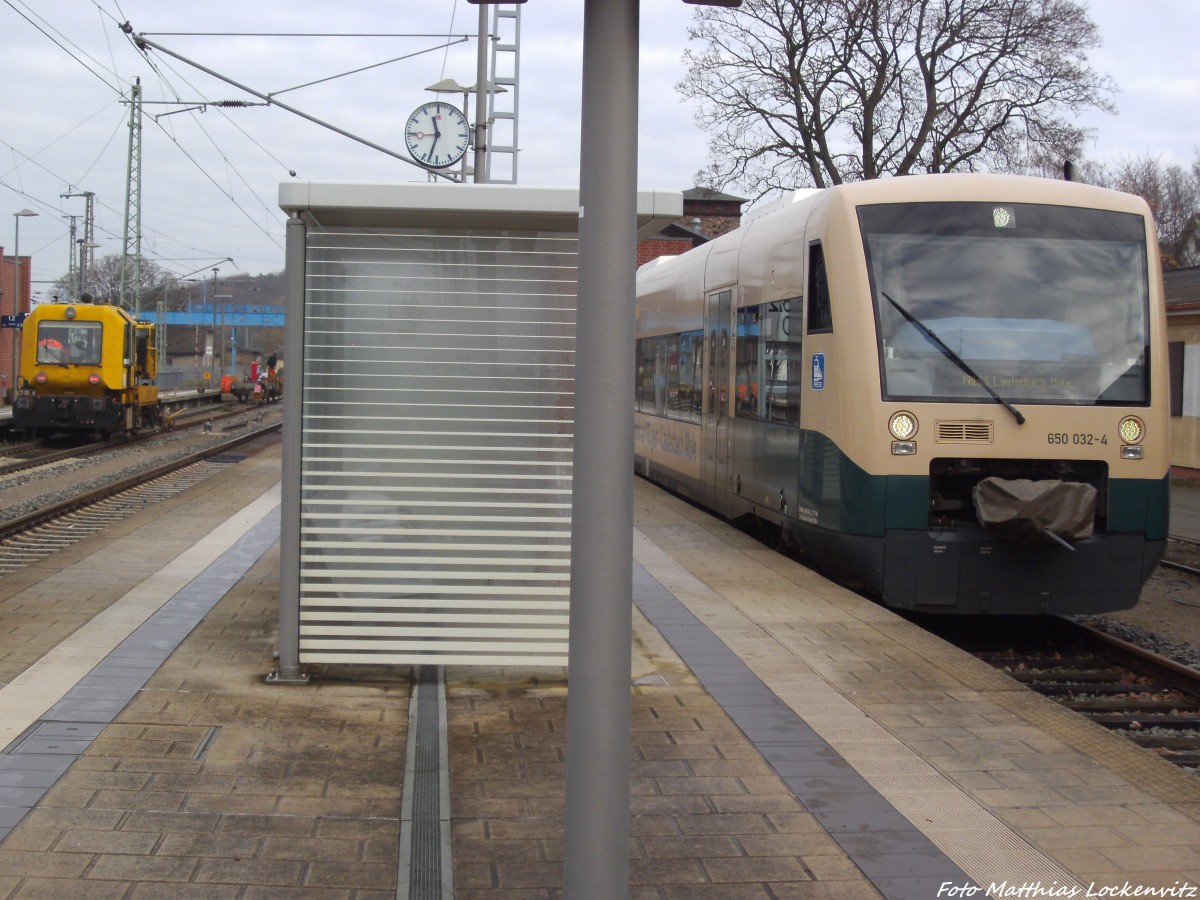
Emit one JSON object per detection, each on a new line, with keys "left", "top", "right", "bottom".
{"left": 0, "top": 423, "right": 280, "bottom": 543}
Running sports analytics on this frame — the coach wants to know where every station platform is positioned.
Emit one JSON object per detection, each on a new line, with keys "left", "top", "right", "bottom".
{"left": 1, "top": 434, "right": 1198, "bottom": 898}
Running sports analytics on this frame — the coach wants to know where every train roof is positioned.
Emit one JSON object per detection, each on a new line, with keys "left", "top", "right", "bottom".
{"left": 637, "top": 173, "right": 1155, "bottom": 281}
{"left": 27, "top": 301, "right": 143, "bottom": 325}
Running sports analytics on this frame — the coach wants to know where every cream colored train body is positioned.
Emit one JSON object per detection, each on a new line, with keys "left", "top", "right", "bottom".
{"left": 635, "top": 174, "right": 1169, "bottom": 614}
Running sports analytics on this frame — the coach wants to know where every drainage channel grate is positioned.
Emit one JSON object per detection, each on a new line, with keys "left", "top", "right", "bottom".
{"left": 399, "top": 664, "right": 452, "bottom": 900}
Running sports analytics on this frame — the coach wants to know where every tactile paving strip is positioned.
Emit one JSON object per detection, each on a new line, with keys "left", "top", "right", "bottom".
{"left": 0, "top": 505, "right": 280, "bottom": 842}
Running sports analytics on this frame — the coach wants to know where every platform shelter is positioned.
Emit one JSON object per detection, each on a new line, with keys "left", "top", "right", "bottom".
{"left": 274, "top": 182, "right": 681, "bottom": 671}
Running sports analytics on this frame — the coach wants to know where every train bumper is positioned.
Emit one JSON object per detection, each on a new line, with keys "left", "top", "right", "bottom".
{"left": 861, "top": 529, "right": 1166, "bottom": 615}
{"left": 13, "top": 395, "right": 125, "bottom": 432}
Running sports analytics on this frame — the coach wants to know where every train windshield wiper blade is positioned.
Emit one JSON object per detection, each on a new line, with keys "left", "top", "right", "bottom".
{"left": 882, "top": 291, "right": 1025, "bottom": 426}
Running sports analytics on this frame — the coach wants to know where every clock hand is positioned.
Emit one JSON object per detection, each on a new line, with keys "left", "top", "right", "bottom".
{"left": 428, "top": 114, "right": 442, "bottom": 157}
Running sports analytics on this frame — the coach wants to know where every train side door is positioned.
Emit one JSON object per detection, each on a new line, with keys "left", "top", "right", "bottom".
{"left": 703, "top": 289, "right": 733, "bottom": 512}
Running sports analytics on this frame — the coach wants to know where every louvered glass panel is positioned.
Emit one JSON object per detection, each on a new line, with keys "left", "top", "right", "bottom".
{"left": 298, "top": 227, "right": 576, "bottom": 665}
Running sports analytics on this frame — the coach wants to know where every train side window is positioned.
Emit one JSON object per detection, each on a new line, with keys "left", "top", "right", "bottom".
{"left": 807, "top": 242, "right": 832, "bottom": 334}
{"left": 1169, "top": 340, "right": 1183, "bottom": 417}
{"left": 636, "top": 338, "right": 655, "bottom": 412}
{"left": 736, "top": 301, "right": 800, "bottom": 424}
{"left": 679, "top": 330, "right": 703, "bottom": 423}
{"left": 735, "top": 308, "right": 761, "bottom": 418}
{"left": 638, "top": 332, "right": 703, "bottom": 422}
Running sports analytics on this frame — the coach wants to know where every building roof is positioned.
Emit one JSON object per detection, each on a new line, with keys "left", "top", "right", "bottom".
{"left": 662, "top": 221, "right": 709, "bottom": 242}
{"left": 1165, "top": 266, "right": 1200, "bottom": 311}
{"left": 682, "top": 187, "right": 748, "bottom": 204}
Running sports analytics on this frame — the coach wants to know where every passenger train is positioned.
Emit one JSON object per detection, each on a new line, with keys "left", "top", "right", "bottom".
{"left": 635, "top": 174, "right": 1170, "bottom": 615}
{"left": 14, "top": 300, "right": 161, "bottom": 438}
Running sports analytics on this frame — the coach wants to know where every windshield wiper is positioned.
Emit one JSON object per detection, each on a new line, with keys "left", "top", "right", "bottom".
{"left": 882, "top": 291, "right": 1025, "bottom": 425}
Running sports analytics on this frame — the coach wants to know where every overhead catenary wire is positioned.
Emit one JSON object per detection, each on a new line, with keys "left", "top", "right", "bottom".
{"left": 268, "top": 37, "right": 469, "bottom": 98}
{"left": 124, "top": 34, "right": 287, "bottom": 245}
{"left": 0, "top": 103, "right": 123, "bottom": 183}
{"left": 145, "top": 116, "right": 285, "bottom": 253}
{"left": 141, "top": 31, "right": 474, "bottom": 38}
{"left": 0, "top": 141, "right": 248, "bottom": 281}
{"left": 4, "top": 4, "right": 483, "bottom": 280}
{"left": 440, "top": 0, "right": 461, "bottom": 81}
{"left": 123, "top": 24, "right": 456, "bottom": 182}
{"left": 132, "top": 44, "right": 296, "bottom": 178}
{"left": 0, "top": 3, "right": 277, "bottom": 278}
{"left": 2, "top": 0, "right": 123, "bottom": 92}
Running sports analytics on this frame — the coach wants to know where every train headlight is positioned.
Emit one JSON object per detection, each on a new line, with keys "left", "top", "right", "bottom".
{"left": 34, "top": 372, "right": 47, "bottom": 384}
{"left": 88, "top": 373, "right": 101, "bottom": 385}
{"left": 888, "top": 411, "right": 918, "bottom": 441}
{"left": 1118, "top": 416, "right": 1144, "bottom": 445}
{"left": 64, "top": 306, "right": 76, "bottom": 320}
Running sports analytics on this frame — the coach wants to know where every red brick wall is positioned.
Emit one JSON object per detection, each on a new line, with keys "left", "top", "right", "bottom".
{"left": 636, "top": 238, "right": 692, "bottom": 267}
{"left": 1, "top": 253, "right": 31, "bottom": 400}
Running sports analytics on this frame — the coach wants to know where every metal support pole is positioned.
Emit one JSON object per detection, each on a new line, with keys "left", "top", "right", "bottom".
{"left": 11, "top": 221, "right": 19, "bottom": 401}
{"left": 77, "top": 239, "right": 87, "bottom": 299}
{"left": 119, "top": 78, "right": 143, "bottom": 315}
{"left": 65, "top": 216, "right": 78, "bottom": 299}
{"left": 563, "top": 0, "right": 638, "bottom": 896}
{"left": 11, "top": 209, "right": 37, "bottom": 401}
{"left": 210, "top": 268, "right": 218, "bottom": 381}
{"left": 473, "top": 3, "right": 489, "bottom": 184}
{"left": 268, "top": 214, "right": 308, "bottom": 684}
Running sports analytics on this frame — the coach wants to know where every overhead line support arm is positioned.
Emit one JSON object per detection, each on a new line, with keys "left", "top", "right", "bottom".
{"left": 120, "top": 23, "right": 454, "bottom": 181}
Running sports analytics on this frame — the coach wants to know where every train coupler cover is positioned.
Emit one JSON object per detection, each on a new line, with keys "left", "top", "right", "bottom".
{"left": 972, "top": 477, "right": 1097, "bottom": 546}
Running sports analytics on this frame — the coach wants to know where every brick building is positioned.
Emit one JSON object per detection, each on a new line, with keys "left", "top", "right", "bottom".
{"left": 1167, "top": 265, "right": 1200, "bottom": 474}
{"left": 0, "top": 249, "right": 32, "bottom": 403}
{"left": 636, "top": 186, "right": 746, "bottom": 267}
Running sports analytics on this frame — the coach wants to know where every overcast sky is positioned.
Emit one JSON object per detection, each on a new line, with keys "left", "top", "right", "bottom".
{"left": 1, "top": 0, "right": 1197, "bottom": 293}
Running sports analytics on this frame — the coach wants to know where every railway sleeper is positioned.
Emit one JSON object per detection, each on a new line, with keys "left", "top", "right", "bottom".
{"left": 985, "top": 656, "right": 1114, "bottom": 670}
{"left": 1027, "top": 682, "right": 1174, "bottom": 695}
{"left": 1064, "top": 698, "right": 1197, "bottom": 712}
{"left": 1086, "top": 713, "right": 1200, "bottom": 728}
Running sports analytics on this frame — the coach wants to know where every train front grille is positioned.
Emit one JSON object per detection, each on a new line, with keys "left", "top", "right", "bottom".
{"left": 935, "top": 420, "right": 994, "bottom": 443}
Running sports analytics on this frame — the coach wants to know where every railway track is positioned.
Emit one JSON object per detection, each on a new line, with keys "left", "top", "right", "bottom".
{"left": 1163, "top": 534, "right": 1200, "bottom": 578}
{"left": 0, "top": 423, "right": 280, "bottom": 575}
{"left": 0, "top": 403, "right": 245, "bottom": 480}
{"left": 958, "top": 616, "right": 1200, "bottom": 772}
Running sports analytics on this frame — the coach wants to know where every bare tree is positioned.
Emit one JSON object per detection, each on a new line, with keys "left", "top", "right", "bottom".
{"left": 680, "top": 0, "right": 1115, "bottom": 196}
{"left": 1104, "top": 154, "right": 1200, "bottom": 268}
{"left": 53, "top": 254, "right": 171, "bottom": 307}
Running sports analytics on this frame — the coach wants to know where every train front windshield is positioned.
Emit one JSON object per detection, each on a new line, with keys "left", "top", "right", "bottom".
{"left": 36, "top": 321, "right": 103, "bottom": 366}
{"left": 861, "top": 201, "right": 1150, "bottom": 406}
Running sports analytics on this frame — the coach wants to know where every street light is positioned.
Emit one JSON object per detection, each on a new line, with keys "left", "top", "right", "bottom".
{"left": 426, "top": 77, "right": 507, "bottom": 183}
{"left": 77, "top": 239, "right": 100, "bottom": 300}
{"left": 10, "top": 208, "right": 38, "bottom": 403}
{"left": 211, "top": 267, "right": 219, "bottom": 382}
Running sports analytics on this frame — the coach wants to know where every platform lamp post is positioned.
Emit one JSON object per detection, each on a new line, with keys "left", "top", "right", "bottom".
{"left": 211, "top": 268, "right": 222, "bottom": 383}
{"left": 10, "top": 208, "right": 38, "bottom": 403}
{"left": 426, "top": 77, "right": 506, "bottom": 184}
{"left": 77, "top": 239, "right": 100, "bottom": 301}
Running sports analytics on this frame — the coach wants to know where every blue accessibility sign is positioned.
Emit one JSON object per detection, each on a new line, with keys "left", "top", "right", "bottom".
{"left": 811, "top": 352, "right": 825, "bottom": 390}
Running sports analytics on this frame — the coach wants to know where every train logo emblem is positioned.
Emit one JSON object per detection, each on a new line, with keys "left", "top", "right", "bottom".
{"left": 811, "top": 353, "right": 825, "bottom": 391}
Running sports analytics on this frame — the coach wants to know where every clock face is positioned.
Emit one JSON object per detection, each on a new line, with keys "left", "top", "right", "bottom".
{"left": 405, "top": 102, "right": 471, "bottom": 169}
